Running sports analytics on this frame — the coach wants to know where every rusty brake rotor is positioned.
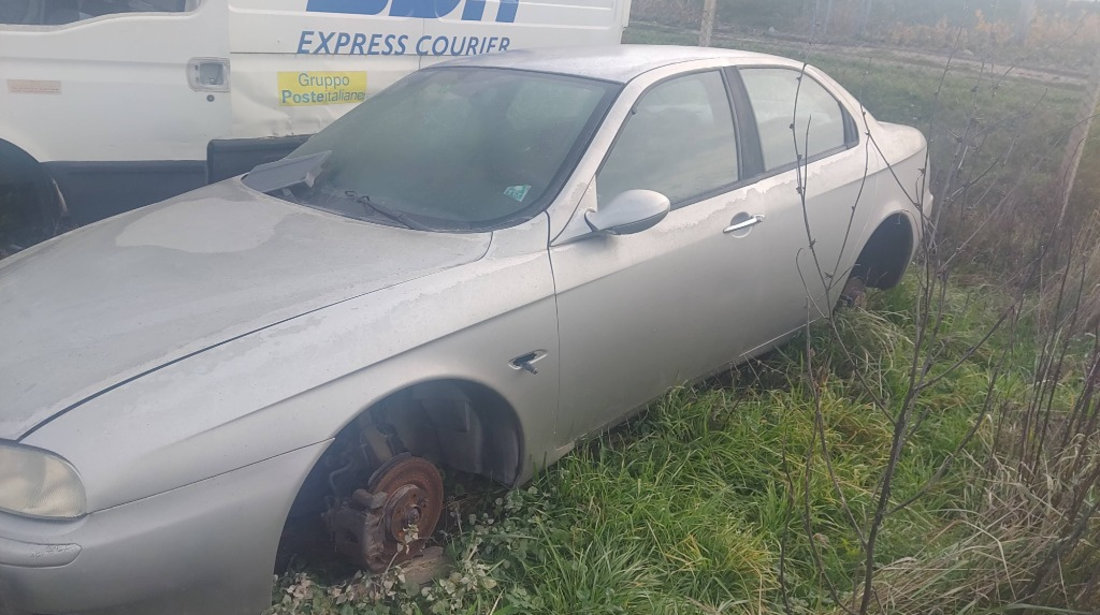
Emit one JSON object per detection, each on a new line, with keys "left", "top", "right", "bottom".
{"left": 324, "top": 453, "right": 444, "bottom": 572}
{"left": 368, "top": 454, "right": 443, "bottom": 560}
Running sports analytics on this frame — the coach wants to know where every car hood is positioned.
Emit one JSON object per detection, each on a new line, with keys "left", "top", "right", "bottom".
{"left": 0, "top": 180, "right": 491, "bottom": 440}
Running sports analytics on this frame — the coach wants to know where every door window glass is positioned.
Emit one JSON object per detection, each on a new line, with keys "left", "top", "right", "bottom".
{"left": 740, "top": 68, "right": 848, "bottom": 172}
{"left": 597, "top": 71, "right": 738, "bottom": 206}
{"left": 3, "top": 0, "right": 191, "bottom": 25}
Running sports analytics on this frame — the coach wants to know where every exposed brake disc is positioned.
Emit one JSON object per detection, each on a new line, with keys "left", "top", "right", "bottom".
{"left": 323, "top": 453, "right": 444, "bottom": 572}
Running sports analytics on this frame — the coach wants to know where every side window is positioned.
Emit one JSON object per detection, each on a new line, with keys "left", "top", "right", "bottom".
{"left": 597, "top": 71, "right": 738, "bottom": 207}
{"left": 739, "top": 68, "right": 849, "bottom": 172}
{"left": 3, "top": 0, "right": 191, "bottom": 26}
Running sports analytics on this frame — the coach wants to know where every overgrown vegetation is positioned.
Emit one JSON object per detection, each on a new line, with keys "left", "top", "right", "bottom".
{"left": 268, "top": 11, "right": 1100, "bottom": 615}
{"left": 633, "top": 0, "right": 1100, "bottom": 66}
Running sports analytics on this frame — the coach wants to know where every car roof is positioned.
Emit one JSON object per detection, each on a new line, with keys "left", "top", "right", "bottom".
{"left": 435, "top": 44, "right": 792, "bottom": 83}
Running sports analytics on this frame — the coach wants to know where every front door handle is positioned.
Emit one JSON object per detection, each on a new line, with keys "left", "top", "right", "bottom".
{"left": 510, "top": 350, "right": 548, "bottom": 374}
{"left": 723, "top": 214, "right": 765, "bottom": 234}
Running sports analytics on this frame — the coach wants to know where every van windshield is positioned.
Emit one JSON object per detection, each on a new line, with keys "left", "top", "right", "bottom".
{"left": 282, "top": 67, "right": 617, "bottom": 232}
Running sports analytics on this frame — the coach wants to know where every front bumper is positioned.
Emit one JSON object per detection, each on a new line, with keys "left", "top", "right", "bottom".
{"left": 0, "top": 442, "right": 326, "bottom": 615}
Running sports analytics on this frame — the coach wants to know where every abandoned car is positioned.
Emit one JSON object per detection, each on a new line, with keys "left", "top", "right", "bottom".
{"left": 0, "top": 45, "right": 929, "bottom": 614}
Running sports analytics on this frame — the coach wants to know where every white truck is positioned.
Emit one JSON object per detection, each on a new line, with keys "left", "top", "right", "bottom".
{"left": 0, "top": 0, "right": 631, "bottom": 249}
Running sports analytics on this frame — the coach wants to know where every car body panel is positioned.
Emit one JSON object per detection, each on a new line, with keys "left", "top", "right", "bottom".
{"left": 551, "top": 178, "right": 793, "bottom": 438}
{"left": 0, "top": 179, "right": 491, "bottom": 440}
{"left": 21, "top": 214, "right": 557, "bottom": 512}
{"left": 0, "top": 442, "right": 327, "bottom": 615}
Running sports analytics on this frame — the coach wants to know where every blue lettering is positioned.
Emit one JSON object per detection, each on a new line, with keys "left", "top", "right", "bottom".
{"left": 313, "top": 30, "right": 336, "bottom": 54}
{"left": 496, "top": 0, "right": 518, "bottom": 23}
{"left": 334, "top": 32, "right": 352, "bottom": 53}
{"left": 431, "top": 36, "right": 449, "bottom": 55}
{"left": 297, "top": 31, "right": 315, "bottom": 54}
{"left": 297, "top": 30, "right": 496, "bottom": 56}
{"left": 415, "top": 35, "right": 431, "bottom": 55}
{"left": 351, "top": 33, "right": 367, "bottom": 55}
{"left": 389, "top": 0, "right": 460, "bottom": 18}
{"left": 305, "top": 0, "right": 386, "bottom": 16}
{"left": 461, "top": 0, "right": 485, "bottom": 20}
{"left": 281, "top": 90, "right": 293, "bottom": 103}
{"left": 306, "top": 0, "right": 518, "bottom": 21}
{"left": 499, "top": 36, "right": 510, "bottom": 51}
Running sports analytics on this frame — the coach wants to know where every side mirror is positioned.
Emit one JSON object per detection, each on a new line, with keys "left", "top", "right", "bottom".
{"left": 583, "top": 190, "right": 670, "bottom": 236}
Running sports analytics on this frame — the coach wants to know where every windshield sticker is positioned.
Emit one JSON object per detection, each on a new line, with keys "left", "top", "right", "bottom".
{"left": 278, "top": 71, "right": 366, "bottom": 106}
{"left": 503, "top": 185, "right": 531, "bottom": 202}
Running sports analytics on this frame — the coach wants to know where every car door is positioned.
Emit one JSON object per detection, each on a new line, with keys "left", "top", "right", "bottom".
{"left": 549, "top": 69, "right": 789, "bottom": 440}
{"left": 731, "top": 66, "right": 866, "bottom": 327}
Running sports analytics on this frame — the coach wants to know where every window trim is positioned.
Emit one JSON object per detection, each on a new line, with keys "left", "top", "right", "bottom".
{"left": 731, "top": 65, "right": 860, "bottom": 181}
{"left": 594, "top": 68, "right": 745, "bottom": 212}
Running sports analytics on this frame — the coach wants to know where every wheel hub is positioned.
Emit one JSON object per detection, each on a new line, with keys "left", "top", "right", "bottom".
{"left": 323, "top": 453, "right": 443, "bottom": 572}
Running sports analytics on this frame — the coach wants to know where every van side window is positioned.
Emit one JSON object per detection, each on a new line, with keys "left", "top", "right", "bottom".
{"left": 739, "top": 68, "right": 849, "bottom": 172}
{"left": 596, "top": 70, "right": 738, "bottom": 207}
{"left": 3, "top": 0, "right": 190, "bottom": 26}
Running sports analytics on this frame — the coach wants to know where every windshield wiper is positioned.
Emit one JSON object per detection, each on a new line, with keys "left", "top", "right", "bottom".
{"left": 342, "top": 190, "right": 427, "bottom": 231}
{"left": 242, "top": 150, "right": 331, "bottom": 193}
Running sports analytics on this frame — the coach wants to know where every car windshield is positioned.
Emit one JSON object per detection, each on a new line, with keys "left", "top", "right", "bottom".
{"left": 280, "top": 67, "right": 618, "bottom": 231}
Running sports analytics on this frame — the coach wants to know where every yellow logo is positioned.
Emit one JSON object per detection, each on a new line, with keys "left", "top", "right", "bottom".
{"left": 278, "top": 71, "right": 367, "bottom": 106}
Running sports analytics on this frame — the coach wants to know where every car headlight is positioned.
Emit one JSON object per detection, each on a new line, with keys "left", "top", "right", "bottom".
{"left": 0, "top": 442, "right": 86, "bottom": 519}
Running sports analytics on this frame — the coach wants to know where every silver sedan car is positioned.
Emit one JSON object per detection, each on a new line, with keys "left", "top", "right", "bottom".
{"left": 0, "top": 46, "right": 928, "bottom": 614}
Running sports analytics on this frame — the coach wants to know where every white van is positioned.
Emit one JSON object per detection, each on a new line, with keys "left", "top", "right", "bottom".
{"left": 0, "top": 0, "right": 631, "bottom": 247}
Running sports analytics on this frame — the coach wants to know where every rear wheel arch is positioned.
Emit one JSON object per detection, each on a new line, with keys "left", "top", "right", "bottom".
{"left": 852, "top": 212, "right": 916, "bottom": 289}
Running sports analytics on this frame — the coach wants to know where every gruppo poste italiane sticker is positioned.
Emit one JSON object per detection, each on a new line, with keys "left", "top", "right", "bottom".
{"left": 278, "top": 71, "right": 367, "bottom": 106}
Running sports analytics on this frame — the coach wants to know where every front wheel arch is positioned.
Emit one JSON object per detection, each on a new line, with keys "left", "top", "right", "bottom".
{"left": 276, "top": 378, "right": 525, "bottom": 569}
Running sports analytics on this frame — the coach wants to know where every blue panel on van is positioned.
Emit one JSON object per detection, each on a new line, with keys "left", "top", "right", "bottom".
{"left": 305, "top": 0, "right": 518, "bottom": 22}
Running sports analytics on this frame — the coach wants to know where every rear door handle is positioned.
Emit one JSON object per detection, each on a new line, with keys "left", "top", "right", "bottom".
{"left": 723, "top": 214, "right": 765, "bottom": 234}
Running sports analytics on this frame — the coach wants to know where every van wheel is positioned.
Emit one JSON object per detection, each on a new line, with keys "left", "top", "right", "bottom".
{"left": 0, "top": 142, "right": 68, "bottom": 256}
